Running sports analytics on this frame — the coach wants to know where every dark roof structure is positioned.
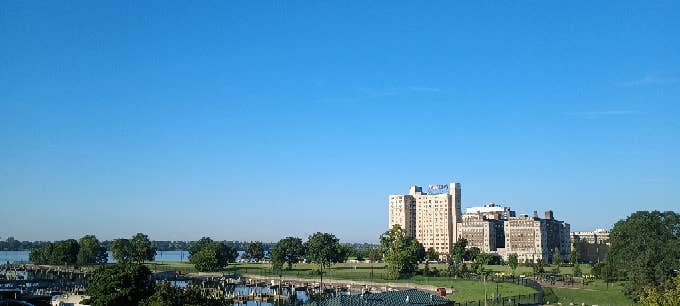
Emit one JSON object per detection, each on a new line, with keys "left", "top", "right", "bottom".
{"left": 306, "top": 289, "right": 452, "bottom": 306}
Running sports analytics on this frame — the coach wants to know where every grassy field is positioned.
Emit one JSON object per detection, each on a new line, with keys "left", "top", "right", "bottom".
{"left": 544, "top": 281, "right": 637, "bottom": 306}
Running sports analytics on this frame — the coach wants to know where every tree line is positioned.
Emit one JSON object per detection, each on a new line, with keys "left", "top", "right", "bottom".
{"left": 186, "top": 233, "right": 354, "bottom": 273}
{"left": 82, "top": 232, "right": 356, "bottom": 306}
{"left": 29, "top": 233, "right": 157, "bottom": 266}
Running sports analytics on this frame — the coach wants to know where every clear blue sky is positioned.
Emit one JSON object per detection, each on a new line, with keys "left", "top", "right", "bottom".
{"left": 1, "top": 1, "right": 679, "bottom": 242}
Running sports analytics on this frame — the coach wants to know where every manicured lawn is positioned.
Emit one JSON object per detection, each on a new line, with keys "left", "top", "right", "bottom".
{"left": 544, "top": 281, "right": 637, "bottom": 306}
{"left": 146, "top": 261, "right": 198, "bottom": 274}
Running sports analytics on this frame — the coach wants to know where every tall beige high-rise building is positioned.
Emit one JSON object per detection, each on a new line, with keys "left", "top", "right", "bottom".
{"left": 388, "top": 182, "right": 462, "bottom": 258}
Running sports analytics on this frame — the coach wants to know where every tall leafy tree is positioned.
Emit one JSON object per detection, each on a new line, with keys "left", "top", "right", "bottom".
{"left": 447, "top": 238, "right": 468, "bottom": 278}
{"left": 474, "top": 252, "right": 493, "bottom": 274}
{"left": 533, "top": 259, "right": 545, "bottom": 276}
{"left": 379, "top": 225, "right": 424, "bottom": 279}
{"left": 54, "top": 239, "right": 80, "bottom": 265}
{"left": 244, "top": 241, "right": 265, "bottom": 262}
{"left": 465, "top": 247, "right": 481, "bottom": 262}
{"left": 569, "top": 248, "right": 581, "bottom": 265}
{"left": 270, "top": 237, "right": 305, "bottom": 270}
{"left": 130, "top": 233, "right": 157, "bottom": 263}
{"left": 84, "top": 263, "right": 154, "bottom": 306}
{"left": 573, "top": 263, "right": 582, "bottom": 277}
{"left": 29, "top": 240, "right": 79, "bottom": 265}
{"left": 305, "top": 232, "right": 345, "bottom": 272}
{"left": 189, "top": 237, "right": 237, "bottom": 272}
{"left": 189, "top": 237, "right": 215, "bottom": 256}
{"left": 552, "top": 247, "right": 562, "bottom": 266}
{"left": 608, "top": 210, "right": 680, "bottom": 299}
{"left": 77, "top": 235, "right": 108, "bottom": 266}
{"left": 508, "top": 253, "right": 519, "bottom": 276}
{"left": 110, "top": 239, "right": 133, "bottom": 263}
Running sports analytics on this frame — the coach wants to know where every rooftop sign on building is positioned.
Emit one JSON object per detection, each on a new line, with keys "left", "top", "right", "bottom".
{"left": 427, "top": 184, "right": 449, "bottom": 194}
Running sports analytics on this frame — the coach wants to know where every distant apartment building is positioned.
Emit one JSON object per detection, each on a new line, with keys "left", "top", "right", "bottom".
{"left": 570, "top": 228, "right": 610, "bottom": 245}
{"left": 501, "top": 211, "right": 570, "bottom": 263}
{"left": 388, "top": 182, "right": 462, "bottom": 258}
{"left": 388, "top": 193, "right": 417, "bottom": 238}
{"left": 457, "top": 213, "right": 504, "bottom": 253}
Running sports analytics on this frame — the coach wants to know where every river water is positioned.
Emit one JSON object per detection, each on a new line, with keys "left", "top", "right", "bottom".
{"left": 0, "top": 250, "right": 194, "bottom": 264}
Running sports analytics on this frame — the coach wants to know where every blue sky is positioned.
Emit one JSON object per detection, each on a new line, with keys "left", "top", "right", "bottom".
{"left": 1, "top": 1, "right": 679, "bottom": 242}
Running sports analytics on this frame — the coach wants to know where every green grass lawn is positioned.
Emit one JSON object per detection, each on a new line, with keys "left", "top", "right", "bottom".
{"left": 544, "top": 281, "right": 637, "bottom": 306}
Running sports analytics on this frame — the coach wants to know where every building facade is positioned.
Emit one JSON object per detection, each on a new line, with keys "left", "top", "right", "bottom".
{"left": 388, "top": 182, "right": 462, "bottom": 258}
{"left": 502, "top": 214, "right": 548, "bottom": 263}
{"left": 500, "top": 211, "right": 571, "bottom": 263}
{"left": 456, "top": 213, "right": 504, "bottom": 253}
{"left": 570, "top": 228, "right": 610, "bottom": 245}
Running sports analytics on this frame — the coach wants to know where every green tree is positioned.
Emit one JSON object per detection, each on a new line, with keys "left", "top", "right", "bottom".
{"left": 305, "top": 232, "right": 345, "bottom": 272}
{"left": 29, "top": 240, "right": 79, "bottom": 265}
{"left": 131, "top": 233, "right": 156, "bottom": 263}
{"left": 141, "top": 283, "right": 216, "bottom": 306}
{"left": 77, "top": 235, "right": 108, "bottom": 266}
{"left": 244, "top": 241, "right": 265, "bottom": 262}
{"left": 110, "top": 239, "right": 133, "bottom": 263}
{"left": 191, "top": 248, "right": 220, "bottom": 272}
{"left": 569, "top": 248, "right": 580, "bottom": 265}
{"left": 189, "top": 237, "right": 214, "bottom": 256}
{"left": 533, "top": 258, "right": 545, "bottom": 276}
{"left": 270, "top": 237, "right": 305, "bottom": 270}
{"left": 29, "top": 243, "right": 50, "bottom": 264}
{"left": 592, "top": 262, "right": 616, "bottom": 289}
{"left": 448, "top": 238, "right": 468, "bottom": 278}
{"left": 337, "top": 244, "right": 352, "bottom": 263}
{"left": 422, "top": 247, "right": 438, "bottom": 276}
{"left": 367, "top": 248, "right": 382, "bottom": 262}
{"left": 188, "top": 237, "right": 237, "bottom": 272}
{"left": 465, "top": 247, "right": 481, "bottom": 262}
{"left": 425, "top": 247, "right": 438, "bottom": 262}
{"left": 551, "top": 247, "right": 562, "bottom": 274}
{"left": 608, "top": 210, "right": 680, "bottom": 299}
{"left": 84, "top": 263, "right": 154, "bottom": 306}
{"left": 54, "top": 239, "right": 79, "bottom": 265}
{"left": 639, "top": 274, "right": 680, "bottom": 306}
{"left": 508, "top": 253, "right": 519, "bottom": 276}
{"left": 474, "top": 252, "right": 493, "bottom": 274}
{"left": 551, "top": 247, "right": 562, "bottom": 266}
{"left": 573, "top": 263, "right": 582, "bottom": 277}
{"left": 379, "top": 225, "right": 423, "bottom": 279}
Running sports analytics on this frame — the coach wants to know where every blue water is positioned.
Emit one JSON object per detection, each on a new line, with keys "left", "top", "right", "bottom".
{"left": 0, "top": 250, "right": 247, "bottom": 264}
{"left": 0, "top": 250, "right": 30, "bottom": 264}
{"left": 0, "top": 250, "right": 192, "bottom": 264}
